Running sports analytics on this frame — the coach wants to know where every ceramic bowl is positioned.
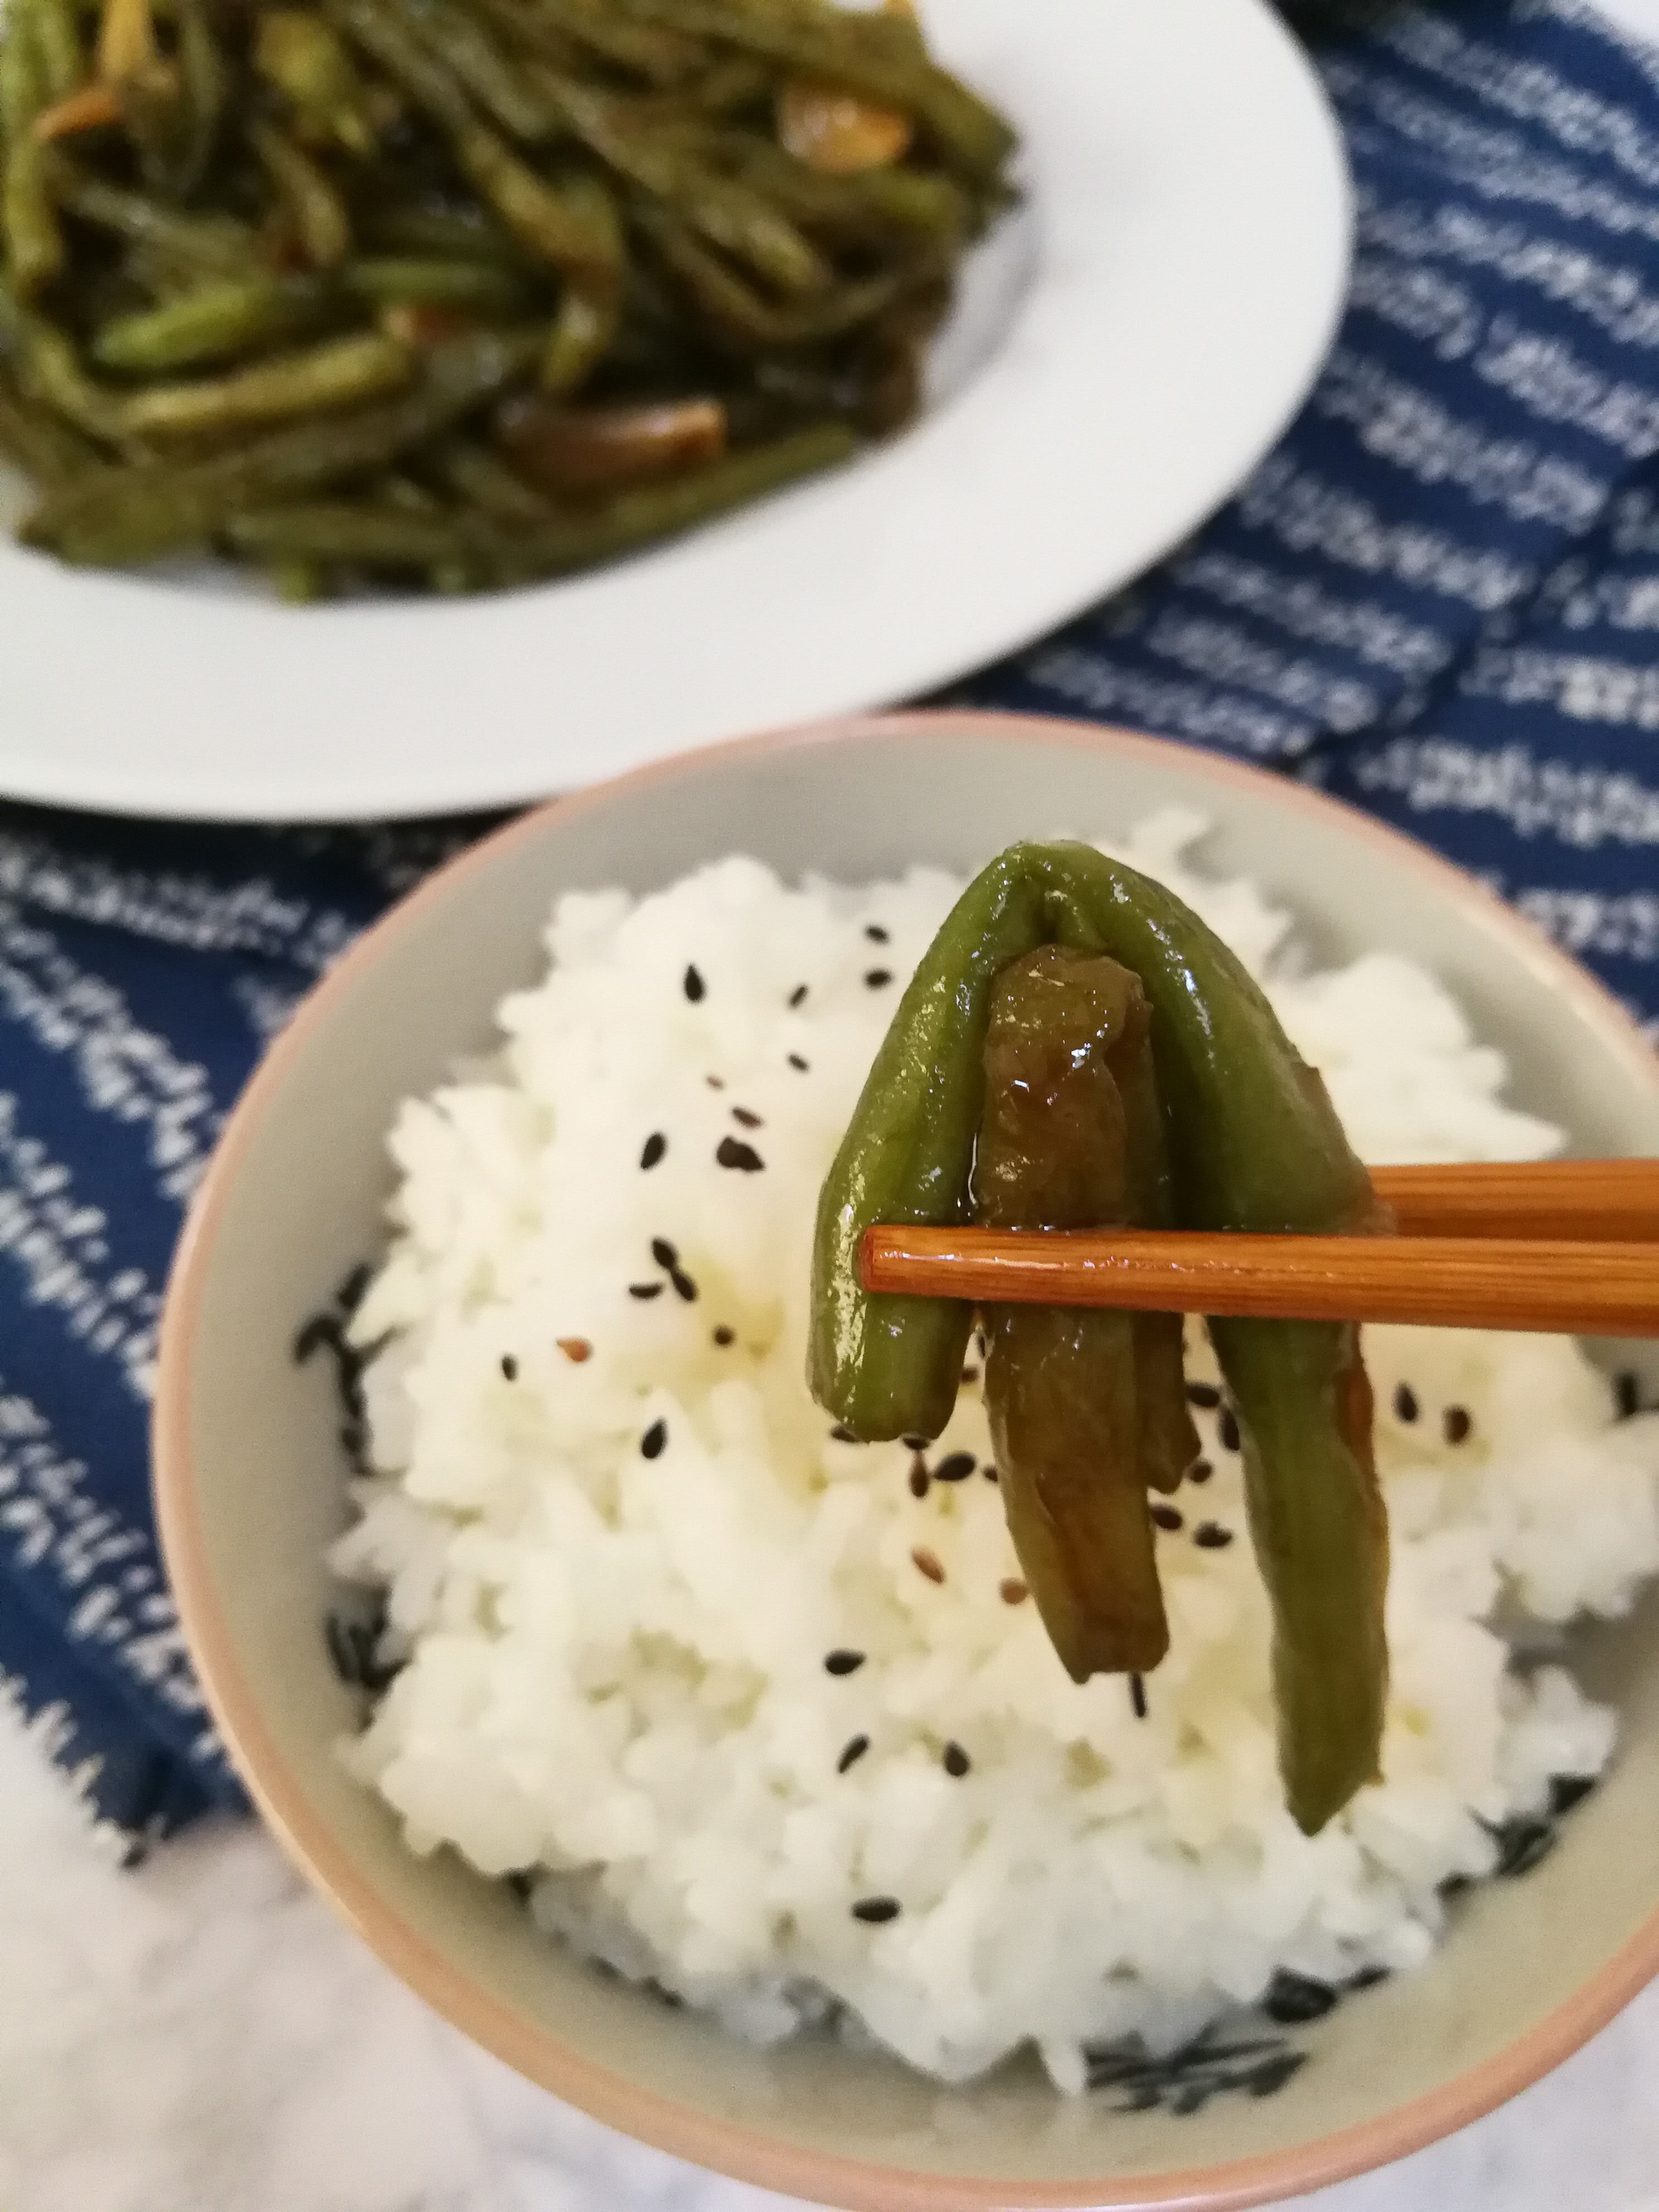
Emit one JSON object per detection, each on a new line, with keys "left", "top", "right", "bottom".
{"left": 154, "top": 713, "right": 1659, "bottom": 2211}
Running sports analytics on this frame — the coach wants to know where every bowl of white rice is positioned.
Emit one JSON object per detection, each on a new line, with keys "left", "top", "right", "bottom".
{"left": 155, "top": 712, "right": 1659, "bottom": 2212}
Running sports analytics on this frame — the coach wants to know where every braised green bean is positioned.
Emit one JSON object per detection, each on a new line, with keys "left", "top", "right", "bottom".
{"left": 93, "top": 276, "right": 329, "bottom": 373}
{"left": 250, "top": 118, "right": 352, "bottom": 267}
{"left": 222, "top": 414, "right": 852, "bottom": 569}
{"left": 120, "top": 329, "right": 412, "bottom": 439}
{"left": 25, "top": 326, "right": 543, "bottom": 559}
{"left": 1, "top": 0, "right": 1012, "bottom": 593}
{"left": 810, "top": 842, "right": 1388, "bottom": 1835}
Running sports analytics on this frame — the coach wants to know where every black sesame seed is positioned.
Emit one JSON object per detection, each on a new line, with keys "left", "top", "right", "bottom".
{"left": 934, "top": 1452, "right": 976, "bottom": 1483}
{"left": 293, "top": 1313, "right": 338, "bottom": 1365}
{"left": 1150, "top": 1502, "right": 1183, "bottom": 1532}
{"left": 961, "top": 1364, "right": 979, "bottom": 1384}
{"left": 1263, "top": 1971, "right": 1338, "bottom": 2025}
{"left": 713, "top": 1325, "right": 735, "bottom": 1347}
{"left": 683, "top": 964, "right": 705, "bottom": 1002}
{"left": 911, "top": 1545, "right": 945, "bottom": 1584}
{"left": 864, "top": 968, "right": 894, "bottom": 989}
{"left": 865, "top": 924, "right": 890, "bottom": 943}
{"left": 1492, "top": 1816, "right": 1555, "bottom": 1878}
{"left": 1186, "top": 1381, "right": 1221, "bottom": 1410}
{"left": 1129, "top": 1673, "right": 1147, "bottom": 1720}
{"left": 1194, "top": 1521, "right": 1234, "bottom": 1549}
{"left": 1550, "top": 1773, "right": 1596, "bottom": 1817}
{"left": 651, "top": 1236, "right": 678, "bottom": 1269}
{"left": 788, "top": 1053, "right": 809, "bottom": 1072}
{"left": 837, "top": 1734, "right": 870, "bottom": 1774}
{"left": 705, "top": 1074, "right": 725, "bottom": 1090}
{"left": 1188, "top": 1457, "right": 1213, "bottom": 1485}
{"left": 500, "top": 1355, "right": 518, "bottom": 1381}
{"left": 1394, "top": 1382, "right": 1419, "bottom": 1423}
{"left": 909, "top": 1458, "right": 930, "bottom": 1498}
{"left": 337, "top": 1261, "right": 372, "bottom": 1314}
{"left": 824, "top": 1648, "right": 866, "bottom": 1676}
{"left": 1217, "top": 1407, "right": 1241, "bottom": 1454}
{"left": 1615, "top": 1370, "right": 1641, "bottom": 1420}
{"left": 1347, "top": 1964, "right": 1391, "bottom": 1992}
{"left": 716, "top": 1136, "right": 765, "bottom": 1172}
{"left": 852, "top": 1896, "right": 900, "bottom": 1924}
{"left": 671, "top": 1267, "right": 698, "bottom": 1303}
{"left": 975, "top": 1330, "right": 987, "bottom": 1357}
{"left": 628, "top": 1282, "right": 664, "bottom": 1300}
{"left": 642, "top": 1419, "right": 668, "bottom": 1459}
{"left": 1444, "top": 1405, "right": 1473, "bottom": 1445}
{"left": 731, "top": 1106, "right": 763, "bottom": 1129}
{"left": 943, "top": 1742, "right": 971, "bottom": 1778}
{"left": 788, "top": 983, "right": 808, "bottom": 1008}
{"left": 640, "top": 1132, "right": 667, "bottom": 1171}
{"left": 983, "top": 1464, "right": 999, "bottom": 1483}
{"left": 830, "top": 1424, "right": 858, "bottom": 1443}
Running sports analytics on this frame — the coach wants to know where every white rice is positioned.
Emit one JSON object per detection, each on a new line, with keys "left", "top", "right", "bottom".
{"left": 332, "top": 809, "right": 1659, "bottom": 2089}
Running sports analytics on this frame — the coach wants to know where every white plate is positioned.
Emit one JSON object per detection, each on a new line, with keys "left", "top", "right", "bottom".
{"left": 0, "top": 0, "right": 1350, "bottom": 821}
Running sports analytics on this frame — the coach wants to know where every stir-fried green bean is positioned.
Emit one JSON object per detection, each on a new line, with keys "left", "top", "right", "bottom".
{"left": 810, "top": 843, "right": 1389, "bottom": 1835}
{"left": 1, "top": 0, "right": 1012, "bottom": 590}
{"left": 93, "top": 274, "right": 329, "bottom": 372}
{"left": 250, "top": 118, "right": 352, "bottom": 266}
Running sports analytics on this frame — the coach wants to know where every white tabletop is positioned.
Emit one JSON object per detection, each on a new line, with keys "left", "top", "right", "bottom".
{"left": 10, "top": 4, "right": 1659, "bottom": 2204}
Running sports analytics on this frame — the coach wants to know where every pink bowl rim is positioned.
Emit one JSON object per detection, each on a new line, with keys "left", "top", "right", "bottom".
{"left": 154, "top": 709, "right": 1659, "bottom": 2212}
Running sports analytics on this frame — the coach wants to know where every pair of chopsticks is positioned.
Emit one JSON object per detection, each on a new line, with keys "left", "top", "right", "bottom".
{"left": 860, "top": 1161, "right": 1659, "bottom": 1336}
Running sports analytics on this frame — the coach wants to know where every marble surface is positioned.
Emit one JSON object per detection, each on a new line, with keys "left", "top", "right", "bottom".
{"left": 11, "top": 3, "right": 1659, "bottom": 2203}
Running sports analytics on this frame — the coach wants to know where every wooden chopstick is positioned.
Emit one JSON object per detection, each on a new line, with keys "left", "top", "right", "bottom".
{"left": 860, "top": 1227, "right": 1659, "bottom": 1334}
{"left": 858, "top": 1162, "right": 1659, "bottom": 1336}
{"left": 1370, "top": 1159, "right": 1659, "bottom": 1240}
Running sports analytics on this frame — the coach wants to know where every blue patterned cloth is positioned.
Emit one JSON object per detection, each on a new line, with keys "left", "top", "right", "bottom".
{"left": 3, "top": 0, "right": 1659, "bottom": 1844}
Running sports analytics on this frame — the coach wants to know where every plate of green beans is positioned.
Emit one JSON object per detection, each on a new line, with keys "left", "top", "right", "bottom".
{"left": 0, "top": 0, "right": 1350, "bottom": 818}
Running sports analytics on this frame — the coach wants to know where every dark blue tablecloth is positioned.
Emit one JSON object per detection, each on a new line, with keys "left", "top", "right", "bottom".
{"left": 4, "top": 0, "right": 1658, "bottom": 1845}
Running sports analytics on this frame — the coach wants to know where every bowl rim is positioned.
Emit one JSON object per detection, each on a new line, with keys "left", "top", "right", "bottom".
{"left": 154, "top": 709, "right": 1659, "bottom": 2212}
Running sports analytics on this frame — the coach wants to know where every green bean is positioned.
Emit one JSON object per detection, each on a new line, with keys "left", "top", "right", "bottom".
{"left": 536, "top": 69, "right": 830, "bottom": 295}
{"left": 272, "top": 556, "right": 327, "bottom": 601}
{"left": 222, "top": 414, "right": 853, "bottom": 568}
{"left": 455, "top": 127, "right": 623, "bottom": 279}
{"left": 418, "top": 3, "right": 560, "bottom": 142}
{"left": 5, "top": 138, "right": 64, "bottom": 299}
{"left": 431, "top": 433, "right": 551, "bottom": 518}
{"left": 539, "top": 273, "right": 614, "bottom": 392}
{"left": 977, "top": 949, "right": 1170, "bottom": 1680}
{"left": 35, "top": 0, "right": 85, "bottom": 103}
{"left": 1, "top": 0, "right": 45, "bottom": 140}
{"left": 93, "top": 276, "right": 330, "bottom": 373}
{"left": 121, "top": 331, "right": 413, "bottom": 440}
{"left": 173, "top": 0, "right": 226, "bottom": 194}
{"left": 52, "top": 164, "right": 262, "bottom": 276}
{"left": 641, "top": 206, "right": 899, "bottom": 348}
{"left": 518, "top": 0, "right": 706, "bottom": 86}
{"left": 0, "top": 361, "right": 101, "bottom": 482}
{"left": 344, "top": 255, "right": 535, "bottom": 312}
{"left": 3, "top": 3, "right": 65, "bottom": 299}
{"left": 250, "top": 118, "right": 351, "bottom": 268}
{"left": 254, "top": 9, "right": 376, "bottom": 155}
{"left": 25, "top": 324, "right": 542, "bottom": 560}
{"left": 608, "top": 0, "right": 1013, "bottom": 178}
{"left": 4, "top": 295, "right": 128, "bottom": 437}
{"left": 326, "top": 0, "right": 623, "bottom": 283}
{"left": 725, "top": 139, "right": 969, "bottom": 242}
{"left": 358, "top": 206, "right": 524, "bottom": 265}
{"left": 809, "top": 842, "right": 1386, "bottom": 1834}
